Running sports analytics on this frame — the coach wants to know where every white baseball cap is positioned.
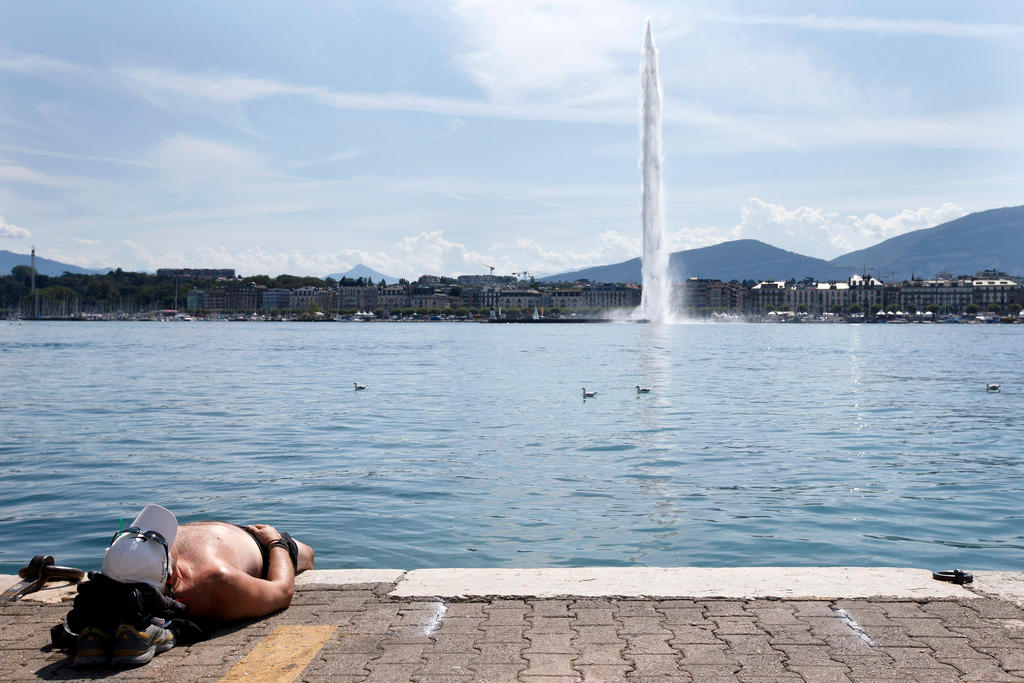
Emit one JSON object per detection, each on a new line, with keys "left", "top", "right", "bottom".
{"left": 101, "top": 504, "right": 178, "bottom": 587}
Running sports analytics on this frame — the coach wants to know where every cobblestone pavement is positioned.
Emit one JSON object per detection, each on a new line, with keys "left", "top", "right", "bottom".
{"left": 3, "top": 581, "right": 1024, "bottom": 682}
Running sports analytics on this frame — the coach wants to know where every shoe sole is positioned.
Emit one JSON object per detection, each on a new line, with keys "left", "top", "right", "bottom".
{"left": 72, "top": 653, "right": 109, "bottom": 667}
{"left": 111, "top": 639, "right": 173, "bottom": 667}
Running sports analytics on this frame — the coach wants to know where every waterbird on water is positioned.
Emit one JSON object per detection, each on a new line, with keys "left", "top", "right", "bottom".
{"left": 582, "top": 388, "right": 597, "bottom": 398}
{"left": 636, "top": 385, "right": 651, "bottom": 394}
{"left": 987, "top": 383, "right": 1001, "bottom": 392}
{"left": 354, "top": 382, "right": 367, "bottom": 390}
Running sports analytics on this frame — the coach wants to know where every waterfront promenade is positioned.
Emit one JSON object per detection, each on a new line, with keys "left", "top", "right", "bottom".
{"left": 3, "top": 567, "right": 1024, "bottom": 682}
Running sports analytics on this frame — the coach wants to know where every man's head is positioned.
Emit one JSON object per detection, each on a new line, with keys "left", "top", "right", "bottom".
{"left": 101, "top": 504, "right": 178, "bottom": 589}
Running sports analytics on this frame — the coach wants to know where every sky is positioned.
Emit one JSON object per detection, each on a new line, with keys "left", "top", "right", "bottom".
{"left": 0, "top": 1, "right": 1021, "bottom": 278}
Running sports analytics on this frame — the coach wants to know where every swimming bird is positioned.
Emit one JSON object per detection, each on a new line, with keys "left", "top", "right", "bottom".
{"left": 986, "top": 383, "right": 1001, "bottom": 392}
{"left": 354, "top": 382, "right": 367, "bottom": 390}
{"left": 582, "top": 388, "right": 597, "bottom": 398}
{"left": 635, "top": 385, "right": 651, "bottom": 394}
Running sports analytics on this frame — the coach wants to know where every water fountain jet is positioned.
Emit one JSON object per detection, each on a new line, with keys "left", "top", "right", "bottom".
{"left": 639, "top": 20, "right": 673, "bottom": 323}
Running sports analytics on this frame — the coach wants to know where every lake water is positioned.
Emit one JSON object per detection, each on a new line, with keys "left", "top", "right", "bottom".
{"left": 1, "top": 321, "right": 1021, "bottom": 575}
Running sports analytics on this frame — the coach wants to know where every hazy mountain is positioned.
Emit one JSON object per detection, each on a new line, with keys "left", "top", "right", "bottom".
{"left": 0, "top": 250, "right": 107, "bottom": 277}
{"left": 542, "top": 239, "right": 853, "bottom": 283}
{"left": 327, "top": 263, "right": 398, "bottom": 284}
{"left": 831, "top": 204, "right": 1024, "bottom": 279}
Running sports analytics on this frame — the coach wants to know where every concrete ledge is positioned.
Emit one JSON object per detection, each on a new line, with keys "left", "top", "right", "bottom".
{"left": 294, "top": 569, "right": 405, "bottom": 587}
{"left": 973, "top": 570, "right": 1024, "bottom": 607}
{"left": 389, "top": 567, "right": 982, "bottom": 600}
{"left": 0, "top": 574, "right": 80, "bottom": 603}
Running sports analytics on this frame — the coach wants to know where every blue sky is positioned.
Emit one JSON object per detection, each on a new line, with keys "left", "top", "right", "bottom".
{"left": 0, "top": 1, "right": 1021, "bottom": 278}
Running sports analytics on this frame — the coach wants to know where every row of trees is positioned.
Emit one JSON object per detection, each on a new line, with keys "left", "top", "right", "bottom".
{"left": 0, "top": 267, "right": 391, "bottom": 315}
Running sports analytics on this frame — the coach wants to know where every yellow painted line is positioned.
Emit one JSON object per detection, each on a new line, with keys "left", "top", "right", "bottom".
{"left": 219, "top": 625, "right": 336, "bottom": 683}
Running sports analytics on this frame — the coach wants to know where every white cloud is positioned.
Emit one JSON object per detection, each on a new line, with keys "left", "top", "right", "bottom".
{"left": 713, "top": 13, "right": 1024, "bottom": 43}
{"left": 0, "top": 215, "right": 30, "bottom": 239}
{"left": 729, "top": 198, "right": 966, "bottom": 258}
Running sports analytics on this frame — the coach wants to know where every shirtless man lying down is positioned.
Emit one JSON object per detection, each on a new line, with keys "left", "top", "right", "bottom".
{"left": 73, "top": 504, "right": 314, "bottom": 666}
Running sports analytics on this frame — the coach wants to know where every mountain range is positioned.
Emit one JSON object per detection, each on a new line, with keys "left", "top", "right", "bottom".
{"left": 543, "top": 204, "right": 1024, "bottom": 283}
{"left": 3, "top": 205, "right": 1020, "bottom": 283}
{"left": 326, "top": 264, "right": 399, "bottom": 284}
{"left": 0, "top": 250, "right": 107, "bottom": 277}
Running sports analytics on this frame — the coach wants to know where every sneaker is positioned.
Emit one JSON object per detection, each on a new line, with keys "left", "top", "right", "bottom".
{"left": 111, "top": 622, "right": 175, "bottom": 666}
{"left": 72, "top": 626, "right": 113, "bottom": 667}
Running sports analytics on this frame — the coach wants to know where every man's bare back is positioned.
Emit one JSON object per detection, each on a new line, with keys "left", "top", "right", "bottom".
{"left": 169, "top": 522, "right": 314, "bottom": 621}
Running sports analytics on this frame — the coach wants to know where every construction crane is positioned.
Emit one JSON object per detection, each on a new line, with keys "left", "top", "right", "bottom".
{"left": 483, "top": 264, "right": 495, "bottom": 275}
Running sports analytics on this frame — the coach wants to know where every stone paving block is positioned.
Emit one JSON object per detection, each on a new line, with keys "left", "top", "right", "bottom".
{"left": 677, "top": 643, "right": 734, "bottom": 665}
{"left": 711, "top": 616, "right": 761, "bottom": 634}
{"left": 967, "top": 598, "right": 1024, "bottom": 620}
{"left": 658, "top": 608, "right": 707, "bottom": 625}
{"left": 888, "top": 616, "right": 958, "bottom": 638}
{"left": 350, "top": 604, "right": 403, "bottom": 632}
{"left": 616, "top": 617, "right": 671, "bottom": 635}
{"left": 978, "top": 647, "right": 1024, "bottom": 671}
{"left": 764, "top": 624, "right": 826, "bottom": 645}
{"left": 678, "top": 664, "right": 740, "bottom": 680}
{"left": 857, "top": 625, "right": 924, "bottom": 647}
{"left": 803, "top": 616, "right": 860, "bottom": 637}
{"left": 574, "top": 598, "right": 616, "bottom": 609}
{"left": 490, "top": 599, "right": 527, "bottom": 609}
{"left": 917, "top": 635, "right": 988, "bottom": 659}
{"left": 877, "top": 602, "right": 929, "bottom": 619}
{"left": 831, "top": 602, "right": 894, "bottom": 626}
{"left": 574, "top": 643, "right": 627, "bottom": 664}
{"left": 412, "top": 676, "right": 474, "bottom": 683}
{"left": 921, "top": 601, "right": 991, "bottom": 626}
{"left": 485, "top": 608, "right": 528, "bottom": 625}
{"left": 784, "top": 664, "right": 852, "bottom": 682}
{"left": 530, "top": 616, "right": 576, "bottom": 633}
{"left": 418, "top": 653, "right": 476, "bottom": 676}
{"left": 526, "top": 632, "right": 576, "bottom": 653}
{"left": 700, "top": 601, "right": 749, "bottom": 616}
{"left": 522, "top": 652, "right": 579, "bottom": 676}
{"left": 820, "top": 633, "right": 875, "bottom": 655}
{"left": 520, "top": 677, "right": 580, "bottom": 683}
{"left": 575, "top": 625, "right": 624, "bottom": 644}
{"left": 477, "top": 624, "right": 526, "bottom": 643}
{"left": 474, "top": 642, "right": 526, "bottom": 664}
{"left": 893, "top": 666, "right": 962, "bottom": 682}
{"left": 835, "top": 655, "right": 898, "bottom": 680}
{"left": 792, "top": 601, "right": 837, "bottom": 618}
{"left": 665, "top": 623, "right": 722, "bottom": 645}
{"left": 624, "top": 634, "right": 676, "bottom": 655}
{"left": 364, "top": 661, "right": 422, "bottom": 681}
{"left": 880, "top": 646, "right": 959, "bottom": 670}
{"left": 721, "top": 634, "right": 776, "bottom": 656}
{"left": 574, "top": 608, "right": 617, "bottom": 625}
{"left": 428, "top": 633, "right": 481, "bottom": 654}
{"left": 732, "top": 654, "right": 791, "bottom": 679}
{"left": 616, "top": 601, "right": 662, "bottom": 616}
{"left": 772, "top": 644, "right": 839, "bottom": 666}
{"left": 468, "top": 663, "right": 525, "bottom": 682}
{"left": 443, "top": 602, "right": 486, "bottom": 618}
{"left": 531, "top": 600, "right": 571, "bottom": 617}
{"left": 388, "top": 625, "right": 438, "bottom": 644}
{"left": 949, "top": 626, "right": 1023, "bottom": 649}
{"left": 329, "top": 632, "right": 387, "bottom": 653}
{"left": 576, "top": 663, "right": 632, "bottom": 680}
{"left": 373, "top": 641, "right": 429, "bottom": 663}
{"left": 941, "top": 657, "right": 1024, "bottom": 681}
{"left": 627, "top": 654, "right": 683, "bottom": 676}
{"left": 304, "top": 652, "right": 374, "bottom": 677}
{"left": 748, "top": 607, "right": 800, "bottom": 625}
{"left": 433, "top": 617, "right": 484, "bottom": 634}
{"left": 656, "top": 599, "right": 697, "bottom": 609}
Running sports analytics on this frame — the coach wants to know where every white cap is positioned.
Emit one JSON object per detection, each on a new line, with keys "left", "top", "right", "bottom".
{"left": 101, "top": 504, "right": 178, "bottom": 587}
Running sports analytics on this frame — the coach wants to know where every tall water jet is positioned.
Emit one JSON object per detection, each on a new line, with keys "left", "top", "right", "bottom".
{"left": 640, "top": 20, "right": 671, "bottom": 323}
